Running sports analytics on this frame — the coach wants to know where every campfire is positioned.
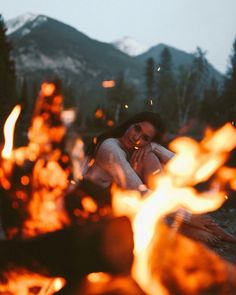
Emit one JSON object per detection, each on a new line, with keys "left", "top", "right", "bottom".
{"left": 0, "top": 81, "right": 236, "bottom": 294}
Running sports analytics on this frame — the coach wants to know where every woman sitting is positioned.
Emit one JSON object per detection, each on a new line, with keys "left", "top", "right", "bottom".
{"left": 78, "top": 111, "right": 236, "bottom": 245}
{"left": 84, "top": 111, "right": 173, "bottom": 193}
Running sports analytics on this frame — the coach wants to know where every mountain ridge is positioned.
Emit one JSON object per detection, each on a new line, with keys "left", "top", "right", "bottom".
{"left": 6, "top": 13, "right": 223, "bottom": 114}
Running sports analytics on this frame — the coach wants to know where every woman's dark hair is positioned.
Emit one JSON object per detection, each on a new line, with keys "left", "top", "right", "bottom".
{"left": 87, "top": 112, "right": 166, "bottom": 157}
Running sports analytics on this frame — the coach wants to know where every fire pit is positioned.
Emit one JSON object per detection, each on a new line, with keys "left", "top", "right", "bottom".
{"left": 0, "top": 81, "right": 236, "bottom": 294}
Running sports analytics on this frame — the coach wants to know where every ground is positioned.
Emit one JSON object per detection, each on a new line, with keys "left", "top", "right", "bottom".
{"left": 209, "top": 204, "right": 236, "bottom": 264}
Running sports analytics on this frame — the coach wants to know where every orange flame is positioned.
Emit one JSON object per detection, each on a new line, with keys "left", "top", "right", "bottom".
{"left": 23, "top": 159, "right": 70, "bottom": 236}
{"left": 2, "top": 105, "right": 21, "bottom": 159}
{"left": 0, "top": 271, "right": 65, "bottom": 295}
{"left": 0, "top": 82, "right": 71, "bottom": 237}
{"left": 0, "top": 84, "right": 71, "bottom": 293}
{"left": 112, "top": 123, "right": 236, "bottom": 294}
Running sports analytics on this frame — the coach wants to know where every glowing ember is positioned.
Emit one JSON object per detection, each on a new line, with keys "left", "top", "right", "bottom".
{"left": 106, "top": 119, "right": 114, "bottom": 127}
{"left": 112, "top": 123, "right": 236, "bottom": 294}
{"left": 95, "top": 108, "right": 105, "bottom": 119}
{"left": 101, "top": 80, "right": 115, "bottom": 88}
{"left": 88, "top": 158, "right": 95, "bottom": 167}
{"left": 81, "top": 196, "right": 98, "bottom": 213}
{"left": 87, "top": 272, "right": 111, "bottom": 283}
{"left": 0, "top": 270, "right": 65, "bottom": 295}
{"left": 93, "top": 137, "right": 97, "bottom": 144}
{"left": 20, "top": 175, "right": 30, "bottom": 186}
{"left": 41, "top": 82, "right": 56, "bottom": 96}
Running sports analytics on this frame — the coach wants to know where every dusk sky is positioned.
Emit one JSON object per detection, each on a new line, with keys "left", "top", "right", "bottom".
{"left": 2, "top": 0, "right": 236, "bottom": 73}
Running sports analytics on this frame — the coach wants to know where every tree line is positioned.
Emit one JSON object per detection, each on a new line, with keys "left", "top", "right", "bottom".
{"left": 0, "top": 13, "right": 236, "bottom": 144}
{"left": 91, "top": 43, "right": 236, "bottom": 136}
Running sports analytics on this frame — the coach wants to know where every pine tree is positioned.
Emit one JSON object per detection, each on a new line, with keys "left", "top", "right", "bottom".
{"left": 198, "top": 78, "right": 220, "bottom": 126}
{"left": 175, "top": 47, "right": 208, "bottom": 128}
{"left": 221, "top": 38, "right": 236, "bottom": 123}
{"left": 156, "top": 47, "right": 177, "bottom": 131}
{"left": 63, "top": 84, "right": 77, "bottom": 109}
{"left": 107, "top": 72, "right": 136, "bottom": 123}
{"left": 0, "top": 14, "right": 16, "bottom": 143}
{"left": 145, "top": 57, "right": 155, "bottom": 110}
{"left": 15, "top": 78, "right": 30, "bottom": 146}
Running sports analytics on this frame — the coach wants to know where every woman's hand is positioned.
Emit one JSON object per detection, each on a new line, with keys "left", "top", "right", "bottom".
{"left": 130, "top": 144, "right": 151, "bottom": 164}
{"left": 130, "top": 144, "right": 155, "bottom": 176}
{"left": 130, "top": 145, "right": 148, "bottom": 175}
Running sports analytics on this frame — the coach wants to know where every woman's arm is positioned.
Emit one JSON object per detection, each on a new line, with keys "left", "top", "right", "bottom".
{"left": 96, "top": 139, "right": 148, "bottom": 192}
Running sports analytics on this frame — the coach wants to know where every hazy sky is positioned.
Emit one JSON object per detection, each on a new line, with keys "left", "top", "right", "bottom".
{"left": 2, "top": 0, "right": 236, "bottom": 73}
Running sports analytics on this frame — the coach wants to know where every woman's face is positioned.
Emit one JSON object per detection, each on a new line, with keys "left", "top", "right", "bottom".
{"left": 120, "top": 121, "right": 157, "bottom": 150}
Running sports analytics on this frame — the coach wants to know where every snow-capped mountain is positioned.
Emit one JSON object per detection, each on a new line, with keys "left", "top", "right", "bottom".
{"left": 6, "top": 13, "right": 142, "bottom": 78}
{"left": 112, "top": 36, "right": 149, "bottom": 56}
{"left": 6, "top": 12, "right": 47, "bottom": 36}
{"left": 6, "top": 13, "right": 144, "bottom": 112}
{"left": 5, "top": 12, "right": 222, "bottom": 115}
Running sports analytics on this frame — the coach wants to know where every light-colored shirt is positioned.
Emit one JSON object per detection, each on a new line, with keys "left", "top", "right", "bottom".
{"left": 84, "top": 138, "right": 144, "bottom": 190}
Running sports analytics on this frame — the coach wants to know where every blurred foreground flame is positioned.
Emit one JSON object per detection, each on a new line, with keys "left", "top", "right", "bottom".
{"left": 0, "top": 82, "right": 70, "bottom": 293}
{"left": 112, "top": 123, "right": 236, "bottom": 294}
{"left": 2, "top": 85, "right": 236, "bottom": 294}
{"left": 0, "top": 82, "right": 70, "bottom": 237}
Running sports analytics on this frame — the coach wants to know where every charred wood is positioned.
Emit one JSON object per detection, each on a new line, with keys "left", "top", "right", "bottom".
{"left": 0, "top": 216, "right": 133, "bottom": 281}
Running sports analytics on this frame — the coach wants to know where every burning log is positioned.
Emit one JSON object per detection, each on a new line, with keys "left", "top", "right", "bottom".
{"left": 0, "top": 216, "right": 133, "bottom": 281}
{"left": 56, "top": 275, "right": 146, "bottom": 295}
{"left": 149, "top": 222, "right": 236, "bottom": 295}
